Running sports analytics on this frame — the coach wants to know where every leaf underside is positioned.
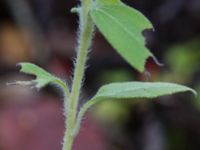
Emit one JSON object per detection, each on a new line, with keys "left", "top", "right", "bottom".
{"left": 91, "top": 1, "right": 153, "bottom": 72}
{"left": 75, "top": 81, "right": 196, "bottom": 135}
{"left": 92, "top": 82, "right": 196, "bottom": 101}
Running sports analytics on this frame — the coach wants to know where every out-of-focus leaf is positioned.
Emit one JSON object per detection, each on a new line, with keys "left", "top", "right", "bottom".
{"left": 165, "top": 39, "right": 200, "bottom": 82}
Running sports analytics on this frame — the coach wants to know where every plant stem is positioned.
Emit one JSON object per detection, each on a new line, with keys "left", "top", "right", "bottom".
{"left": 62, "top": 0, "right": 94, "bottom": 150}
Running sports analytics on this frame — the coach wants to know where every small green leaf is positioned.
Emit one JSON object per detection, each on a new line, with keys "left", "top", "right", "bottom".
{"left": 9, "top": 62, "right": 70, "bottom": 96}
{"left": 18, "top": 63, "right": 54, "bottom": 88}
{"left": 74, "top": 82, "right": 196, "bottom": 135}
{"left": 91, "top": 1, "right": 153, "bottom": 72}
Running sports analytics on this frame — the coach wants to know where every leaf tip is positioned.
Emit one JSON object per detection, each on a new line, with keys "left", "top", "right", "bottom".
{"left": 151, "top": 55, "right": 164, "bottom": 67}
{"left": 71, "top": 7, "right": 80, "bottom": 13}
{"left": 6, "top": 82, "right": 16, "bottom": 86}
{"left": 16, "top": 62, "right": 22, "bottom": 69}
{"left": 16, "top": 62, "right": 29, "bottom": 72}
{"left": 6, "top": 80, "right": 35, "bottom": 87}
{"left": 16, "top": 62, "right": 25, "bottom": 67}
{"left": 190, "top": 88, "right": 197, "bottom": 97}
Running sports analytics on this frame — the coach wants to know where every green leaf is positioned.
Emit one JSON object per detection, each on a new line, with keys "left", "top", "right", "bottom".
{"left": 91, "top": 1, "right": 154, "bottom": 72}
{"left": 73, "top": 82, "right": 196, "bottom": 135}
{"left": 9, "top": 62, "right": 70, "bottom": 96}
{"left": 92, "top": 82, "right": 196, "bottom": 100}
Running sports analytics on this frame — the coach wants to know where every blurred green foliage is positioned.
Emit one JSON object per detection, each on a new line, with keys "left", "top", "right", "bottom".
{"left": 163, "top": 38, "right": 200, "bottom": 83}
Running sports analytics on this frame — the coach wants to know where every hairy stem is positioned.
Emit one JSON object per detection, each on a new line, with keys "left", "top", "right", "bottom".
{"left": 62, "top": 0, "right": 94, "bottom": 150}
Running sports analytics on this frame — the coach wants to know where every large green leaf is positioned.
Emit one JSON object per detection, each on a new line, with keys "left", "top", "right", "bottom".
{"left": 9, "top": 63, "right": 69, "bottom": 96}
{"left": 73, "top": 82, "right": 196, "bottom": 135}
{"left": 91, "top": 1, "right": 153, "bottom": 72}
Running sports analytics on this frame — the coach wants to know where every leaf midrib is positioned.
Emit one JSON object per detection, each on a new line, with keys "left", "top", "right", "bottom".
{"left": 93, "top": 7, "right": 143, "bottom": 46}
{"left": 97, "top": 85, "right": 190, "bottom": 97}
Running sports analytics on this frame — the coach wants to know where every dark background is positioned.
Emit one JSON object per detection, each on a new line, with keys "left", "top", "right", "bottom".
{"left": 0, "top": 0, "right": 200, "bottom": 149}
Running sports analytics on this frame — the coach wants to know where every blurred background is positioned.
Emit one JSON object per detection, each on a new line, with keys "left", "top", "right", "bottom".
{"left": 0, "top": 0, "right": 200, "bottom": 149}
